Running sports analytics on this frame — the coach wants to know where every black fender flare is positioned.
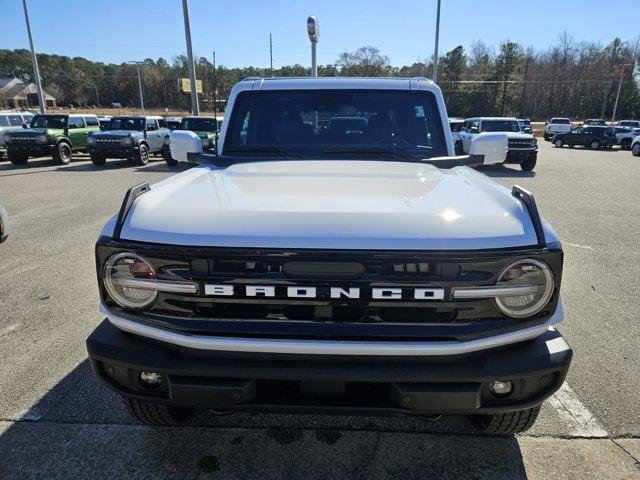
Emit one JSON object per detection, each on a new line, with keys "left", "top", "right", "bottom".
{"left": 55, "top": 137, "right": 72, "bottom": 149}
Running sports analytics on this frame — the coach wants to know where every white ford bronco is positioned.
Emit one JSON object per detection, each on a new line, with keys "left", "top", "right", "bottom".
{"left": 456, "top": 117, "right": 538, "bottom": 171}
{"left": 87, "top": 77, "right": 571, "bottom": 434}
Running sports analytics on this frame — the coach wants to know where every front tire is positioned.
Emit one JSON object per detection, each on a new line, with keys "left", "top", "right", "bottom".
{"left": 468, "top": 406, "right": 540, "bottom": 435}
{"left": 620, "top": 139, "right": 631, "bottom": 150}
{"left": 554, "top": 139, "right": 563, "bottom": 148}
{"left": 53, "top": 142, "right": 72, "bottom": 165}
{"left": 521, "top": 154, "right": 537, "bottom": 172}
{"left": 90, "top": 153, "right": 106, "bottom": 166}
{"left": 8, "top": 150, "right": 28, "bottom": 165}
{"left": 124, "top": 398, "right": 196, "bottom": 426}
{"left": 135, "top": 144, "right": 149, "bottom": 166}
{"left": 589, "top": 140, "right": 601, "bottom": 150}
{"left": 632, "top": 143, "right": 640, "bottom": 156}
{"left": 162, "top": 147, "right": 178, "bottom": 167}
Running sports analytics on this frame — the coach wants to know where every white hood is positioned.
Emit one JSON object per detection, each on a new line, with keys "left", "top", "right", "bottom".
{"left": 119, "top": 161, "right": 539, "bottom": 250}
{"left": 504, "top": 132, "right": 534, "bottom": 140}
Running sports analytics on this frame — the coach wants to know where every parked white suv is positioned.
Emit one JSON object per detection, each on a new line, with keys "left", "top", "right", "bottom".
{"left": 0, "top": 111, "right": 34, "bottom": 159}
{"left": 87, "top": 76, "right": 571, "bottom": 436}
{"left": 457, "top": 117, "right": 538, "bottom": 171}
{"left": 544, "top": 118, "right": 572, "bottom": 141}
{"left": 631, "top": 135, "right": 640, "bottom": 156}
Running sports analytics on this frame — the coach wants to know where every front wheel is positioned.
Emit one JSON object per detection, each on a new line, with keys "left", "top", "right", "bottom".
{"left": 135, "top": 144, "right": 149, "bottom": 166}
{"left": 162, "top": 147, "right": 178, "bottom": 167}
{"left": 8, "top": 150, "right": 28, "bottom": 165}
{"left": 468, "top": 406, "right": 540, "bottom": 435}
{"left": 124, "top": 398, "right": 196, "bottom": 426}
{"left": 53, "top": 142, "right": 73, "bottom": 165}
{"left": 90, "top": 153, "right": 106, "bottom": 166}
{"left": 521, "top": 154, "right": 537, "bottom": 172}
{"left": 632, "top": 143, "right": 640, "bottom": 156}
{"left": 554, "top": 139, "right": 563, "bottom": 148}
{"left": 620, "top": 139, "right": 631, "bottom": 150}
{"left": 589, "top": 140, "right": 601, "bottom": 150}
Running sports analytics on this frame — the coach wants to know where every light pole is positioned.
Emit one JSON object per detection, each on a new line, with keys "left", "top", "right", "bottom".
{"left": 611, "top": 64, "right": 630, "bottom": 123}
{"left": 432, "top": 0, "right": 442, "bottom": 84}
{"left": 182, "top": 0, "right": 200, "bottom": 116}
{"left": 21, "top": 0, "right": 46, "bottom": 113}
{"left": 127, "top": 61, "right": 145, "bottom": 113}
{"left": 307, "top": 16, "right": 319, "bottom": 77}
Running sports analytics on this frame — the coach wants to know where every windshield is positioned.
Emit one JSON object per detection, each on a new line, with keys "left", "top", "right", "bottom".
{"left": 106, "top": 117, "right": 145, "bottom": 131}
{"left": 180, "top": 118, "right": 217, "bottom": 132}
{"left": 550, "top": 118, "right": 571, "bottom": 124}
{"left": 30, "top": 115, "right": 66, "bottom": 129}
{"left": 223, "top": 89, "right": 447, "bottom": 159}
{"left": 481, "top": 120, "right": 521, "bottom": 132}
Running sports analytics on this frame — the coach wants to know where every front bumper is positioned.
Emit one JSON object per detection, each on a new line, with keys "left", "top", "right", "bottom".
{"left": 7, "top": 144, "right": 54, "bottom": 157}
{"left": 505, "top": 148, "right": 537, "bottom": 162}
{"left": 88, "top": 145, "right": 138, "bottom": 158}
{"left": 87, "top": 319, "right": 572, "bottom": 416}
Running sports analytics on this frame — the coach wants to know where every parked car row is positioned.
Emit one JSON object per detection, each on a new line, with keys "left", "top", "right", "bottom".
{"left": 1, "top": 112, "right": 222, "bottom": 167}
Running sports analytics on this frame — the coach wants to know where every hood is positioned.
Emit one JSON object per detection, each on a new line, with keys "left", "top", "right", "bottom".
{"left": 93, "top": 130, "right": 141, "bottom": 138}
{"left": 503, "top": 132, "right": 534, "bottom": 140}
{"left": 14, "top": 127, "right": 59, "bottom": 135}
{"left": 193, "top": 131, "right": 215, "bottom": 138}
{"left": 119, "top": 160, "right": 539, "bottom": 250}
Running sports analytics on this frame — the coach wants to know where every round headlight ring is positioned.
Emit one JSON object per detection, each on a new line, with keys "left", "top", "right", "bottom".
{"left": 103, "top": 252, "right": 157, "bottom": 309}
{"left": 495, "top": 259, "right": 554, "bottom": 319}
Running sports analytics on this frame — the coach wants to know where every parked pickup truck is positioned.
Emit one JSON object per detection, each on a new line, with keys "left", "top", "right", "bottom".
{"left": 87, "top": 77, "right": 571, "bottom": 435}
{"left": 543, "top": 118, "right": 572, "bottom": 141}
{"left": 87, "top": 116, "right": 170, "bottom": 166}
{"left": 457, "top": 117, "right": 538, "bottom": 171}
{"left": 5, "top": 113, "right": 100, "bottom": 165}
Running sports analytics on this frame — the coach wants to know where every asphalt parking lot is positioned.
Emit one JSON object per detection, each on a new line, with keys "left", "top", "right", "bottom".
{"left": 1, "top": 143, "right": 640, "bottom": 479}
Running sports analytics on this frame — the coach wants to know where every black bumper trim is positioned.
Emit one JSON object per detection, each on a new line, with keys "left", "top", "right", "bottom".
{"left": 87, "top": 320, "right": 572, "bottom": 415}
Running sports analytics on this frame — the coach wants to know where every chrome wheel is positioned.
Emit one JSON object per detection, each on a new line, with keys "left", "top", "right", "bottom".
{"left": 590, "top": 140, "right": 601, "bottom": 150}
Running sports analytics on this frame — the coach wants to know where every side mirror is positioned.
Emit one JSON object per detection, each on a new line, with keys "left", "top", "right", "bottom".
{"left": 469, "top": 132, "right": 508, "bottom": 166}
{"left": 0, "top": 208, "right": 9, "bottom": 244}
{"left": 524, "top": 127, "right": 532, "bottom": 134}
{"left": 545, "top": 122, "right": 549, "bottom": 125}
{"left": 21, "top": 122, "right": 28, "bottom": 129}
{"left": 169, "top": 130, "right": 204, "bottom": 163}
{"left": 470, "top": 126, "right": 479, "bottom": 134}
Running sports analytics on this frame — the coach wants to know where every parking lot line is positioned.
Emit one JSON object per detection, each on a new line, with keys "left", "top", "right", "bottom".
{"left": 548, "top": 382, "right": 608, "bottom": 438}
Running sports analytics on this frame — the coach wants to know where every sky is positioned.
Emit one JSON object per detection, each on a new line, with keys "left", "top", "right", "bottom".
{"left": 1, "top": 0, "right": 639, "bottom": 68}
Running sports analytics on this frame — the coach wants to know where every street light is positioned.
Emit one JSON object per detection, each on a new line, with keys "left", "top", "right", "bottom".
{"left": 182, "top": 0, "right": 200, "bottom": 116}
{"left": 307, "top": 16, "right": 319, "bottom": 77}
{"left": 126, "top": 61, "right": 145, "bottom": 113}
{"left": 21, "top": 0, "right": 46, "bottom": 113}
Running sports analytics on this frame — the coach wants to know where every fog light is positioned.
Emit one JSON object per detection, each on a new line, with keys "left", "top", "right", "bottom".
{"left": 489, "top": 380, "right": 514, "bottom": 396}
{"left": 139, "top": 371, "right": 163, "bottom": 388}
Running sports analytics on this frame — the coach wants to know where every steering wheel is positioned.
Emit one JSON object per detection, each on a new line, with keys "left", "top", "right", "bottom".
{"left": 372, "top": 135, "right": 411, "bottom": 146}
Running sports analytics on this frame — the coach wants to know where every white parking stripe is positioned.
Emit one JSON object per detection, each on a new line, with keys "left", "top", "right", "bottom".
{"left": 548, "top": 382, "right": 608, "bottom": 437}
{"left": 563, "top": 242, "right": 594, "bottom": 251}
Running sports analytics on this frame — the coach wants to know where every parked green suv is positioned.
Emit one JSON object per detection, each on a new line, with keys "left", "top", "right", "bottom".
{"left": 4, "top": 114, "right": 100, "bottom": 165}
{"left": 163, "top": 115, "right": 221, "bottom": 166}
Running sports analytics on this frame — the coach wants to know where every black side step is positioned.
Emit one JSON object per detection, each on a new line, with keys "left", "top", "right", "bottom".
{"left": 512, "top": 185, "right": 546, "bottom": 247}
{"left": 113, "top": 182, "right": 150, "bottom": 240}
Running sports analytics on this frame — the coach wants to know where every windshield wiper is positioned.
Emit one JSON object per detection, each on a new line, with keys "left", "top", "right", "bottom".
{"left": 322, "top": 147, "right": 413, "bottom": 158}
{"left": 224, "top": 146, "right": 300, "bottom": 157}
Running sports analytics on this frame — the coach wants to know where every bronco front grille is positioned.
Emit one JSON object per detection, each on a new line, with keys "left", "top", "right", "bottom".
{"left": 94, "top": 138, "right": 122, "bottom": 145}
{"left": 508, "top": 139, "right": 534, "bottom": 149}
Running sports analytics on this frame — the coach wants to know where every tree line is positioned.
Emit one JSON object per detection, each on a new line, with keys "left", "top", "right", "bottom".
{"left": 0, "top": 34, "right": 638, "bottom": 120}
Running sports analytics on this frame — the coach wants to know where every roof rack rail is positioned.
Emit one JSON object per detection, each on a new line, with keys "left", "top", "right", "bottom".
{"left": 113, "top": 182, "right": 150, "bottom": 240}
{"left": 512, "top": 185, "right": 546, "bottom": 247}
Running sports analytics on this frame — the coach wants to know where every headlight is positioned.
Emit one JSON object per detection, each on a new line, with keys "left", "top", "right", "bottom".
{"left": 494, "top": 259, "right": 554, "bottom": 318}
{"left": 202, "top": 138, "right": 211, "bottom": 148}
{"left": 120, "top": 137, "right": 134, "bottom": 146}
{"left": 103, "top": 252, "right": 157, "bottom": 309}
{"left": 87, "top": 136, "right": 95, "bottom": 144}
{"left": 35, "top": 135, "right": 48, "bottom": 144}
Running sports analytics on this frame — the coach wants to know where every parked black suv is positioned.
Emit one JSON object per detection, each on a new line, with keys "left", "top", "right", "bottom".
{"left": 551, "top": 126, "right": 616, "bottom": 150}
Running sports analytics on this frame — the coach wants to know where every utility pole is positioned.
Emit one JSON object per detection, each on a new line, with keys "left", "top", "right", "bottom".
{"left": 611, "top": 64, "right": 629, "bottom": 123}
{"left": 432, "top": 0, "right": 442, "bottom": 84}
{"left": 182, "top": 0, "right": 200, "bottom": 115}
{"left": 127, "top": 62, "right": 145, "bottom": 113}
{"left": 212, "top": 51, "right": 217, "bottom": 120}
{"left": 269, "top": 33, "right": 273, "bottom": 72}
{"left": 21, "top": 0, "right": 46, "bottom": 113}
{"left": 307, "top": 16, "right": 319, "bottom": 77}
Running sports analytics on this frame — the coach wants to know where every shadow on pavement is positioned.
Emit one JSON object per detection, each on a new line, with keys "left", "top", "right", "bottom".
{"left": 477, "top": 164, "right": 535, "bottom": 178}
{"left": 0, "top": 359, "right": 528, "bottom": 479}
